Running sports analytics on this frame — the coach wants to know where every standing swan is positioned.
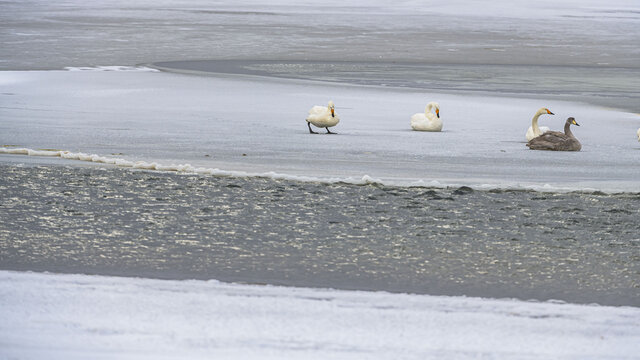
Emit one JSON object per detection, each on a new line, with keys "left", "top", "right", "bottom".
{"left": 527, "top": 117, "right": 581, "bottom": 151}
{"left": 411, "top": 102, "right": 441, "bottom": 131}
{"left": 525, "top": 107, "right": 554, "bottom": 141}
{"left": 306, "top": 100, "right": 340, "bottom": 134}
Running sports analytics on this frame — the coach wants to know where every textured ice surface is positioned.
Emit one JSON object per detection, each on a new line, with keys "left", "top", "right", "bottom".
{"left": 1, "top": 70, "right": 639, "bottom": 192}
{"left": 1, "top": 270, "right": 639, "bottom": 360}
{"left": 1, "top": 0, "right": 639, "bottom": 69}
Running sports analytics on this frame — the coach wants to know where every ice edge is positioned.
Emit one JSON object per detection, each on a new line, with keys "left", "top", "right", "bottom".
{"left": 0, "top": 147, "right": 634, "bottom": 194}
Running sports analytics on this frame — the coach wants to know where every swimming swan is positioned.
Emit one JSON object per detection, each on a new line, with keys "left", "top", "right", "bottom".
{"left": 527, "top": 117, "right": 581, "bottom": 151}
{"left": 637, "top": 128, "right": 640, "bottom": 142}
{"left": 525, "top": 107, "right": 554, "bottom": 141}
{"left": 411, "top": 102, "right": 441, "bottom": 131}
{"left": 306, "top": 100, "right": 340, "bottom": 134}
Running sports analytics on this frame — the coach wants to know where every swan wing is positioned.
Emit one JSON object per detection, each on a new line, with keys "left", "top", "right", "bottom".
{"left": 410, "top": 113, "right": 427, "bottom": 125}
{"left": 527, "top": 131, "right": 581, "bottom": 151}
{"left": 308, "top": 105, "right": 328, "bottom": 117}
{"left": 525, "top": 126, "right": 550, "bottom": 141}
{"left": 411, "top": 113, "right": 442, "bottom": 131}
{"left": 306, "top": 106, "right": 329, "bottom": 122}
{"left": 308, "top": 115, "right": 339, "bottom": 127}
{"left": 306, "top": 106, "right": 339, "bottom": 127}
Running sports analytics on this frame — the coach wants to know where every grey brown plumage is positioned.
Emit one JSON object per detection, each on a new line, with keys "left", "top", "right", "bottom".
{"left": 526, "top": 117, "right": 581, "bottom": 151}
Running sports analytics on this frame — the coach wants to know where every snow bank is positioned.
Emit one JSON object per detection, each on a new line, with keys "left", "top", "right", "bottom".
{"left": 1, "top": 271, "right": 638, "bottom": 360}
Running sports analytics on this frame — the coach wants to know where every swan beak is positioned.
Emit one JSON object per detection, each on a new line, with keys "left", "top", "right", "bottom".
{"left": 436, "top": 109, "right": 440, "bottom": 118}
{"left": 547, "top": 109, "right": 554, "bottom": 115}
{"left": 331, "top": 108, "right": 335, "bottom": 117}
{"left": 572, "top": 119, "right": 580, "bottom": 126}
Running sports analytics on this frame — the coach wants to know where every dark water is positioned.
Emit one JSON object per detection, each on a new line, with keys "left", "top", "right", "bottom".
{"left": 153, "top": 60, "right": 640, "bottom": 113}
{"left": 1, "top": 164, "right": 638, "bottom": 306}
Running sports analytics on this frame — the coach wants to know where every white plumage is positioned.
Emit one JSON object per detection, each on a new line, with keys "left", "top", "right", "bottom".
{"left": 410, "top": 102, "right": 442, "bottom": 132}
{"left": 525, "top": 107, "right": 554, "bottom": 141}
{"left": 525, "top": 125, "right": 550, "bottom": 142}
{"left": 306, "top": 100, "right": 340, "bottom": 134}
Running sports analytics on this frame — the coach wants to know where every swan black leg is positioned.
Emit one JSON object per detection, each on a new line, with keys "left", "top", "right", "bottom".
{"left": 307, "top": 122, "right": 318, "bottom": 134}
{"left": 326, "top": 127, "right": 337, "bottom": 134}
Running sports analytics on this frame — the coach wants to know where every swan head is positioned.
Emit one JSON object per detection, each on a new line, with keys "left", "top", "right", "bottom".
{"left": 539, "top": 107, "right": 554, "bottom": 115}
{"left": 567, "top": 117, "right": 580, "bottom": 126}
{"left": 426, "top": 102, "right": 440, "bottom": 118}
{"left": 328, "top": 100, "right": 335, "bottom": 117}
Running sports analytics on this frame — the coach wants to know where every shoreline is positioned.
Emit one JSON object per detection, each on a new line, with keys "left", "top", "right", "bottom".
{"left": 2, "top": 148, "right": 639, "bottom": 195}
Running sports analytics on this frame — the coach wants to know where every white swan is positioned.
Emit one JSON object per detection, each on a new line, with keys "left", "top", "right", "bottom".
{"left": 525, "top": 107, "right": 554, "bottom": 141}
{"left": 410, "top": 102, "right": 441, "bottom": 132}
{"left": 637, "top": 128, "right": 640, "bottom": 142}
{"left": 306, "top": 100, "right": 340, "bottom": 134}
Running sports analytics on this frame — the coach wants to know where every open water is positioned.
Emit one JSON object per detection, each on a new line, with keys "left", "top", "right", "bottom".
{"left": 1, "top": 164, "right": 638, "bottom": 306}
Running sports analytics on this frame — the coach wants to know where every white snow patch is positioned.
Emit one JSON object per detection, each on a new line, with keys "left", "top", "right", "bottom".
{"left": 1, "top": 270, "right": 639, "bottom": 360}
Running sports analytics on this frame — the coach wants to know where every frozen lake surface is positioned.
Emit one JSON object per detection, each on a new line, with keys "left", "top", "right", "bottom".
{"left": 1, "top": 69, "right": 639, "bottom": 192}
{"left": 2, "top": 0, "right": 640, "bottom": 70}
{"left": 1, "top": 0, "right": 639, "bottom": 191}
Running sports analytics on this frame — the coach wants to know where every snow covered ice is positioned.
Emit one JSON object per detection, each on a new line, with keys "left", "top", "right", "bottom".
{"left": 1, "top": 69, "right": 638, "bottom": 192}
{"left": 1, "top": 271, "right": 639, "bottom": 360}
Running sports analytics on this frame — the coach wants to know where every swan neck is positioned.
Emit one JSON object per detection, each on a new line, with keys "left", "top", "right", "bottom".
{"left": 425, "top": 103, "right": 438, "bottom": 115}
{"left": 564, "top": 122, "right": 575, "bottom": 138}
{"left": 531, "top": 111, "right": 543, "bottom": 133}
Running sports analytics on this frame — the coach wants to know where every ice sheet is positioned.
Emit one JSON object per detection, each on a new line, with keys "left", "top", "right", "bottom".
{"left": 1, "top": 0, "right": 639, "bottom": 70}
{"left": 1, "top": 70, "right": 639, "bottom": 192}
{"left": 1, "top": 270, "right": 638, "bottom": 360}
